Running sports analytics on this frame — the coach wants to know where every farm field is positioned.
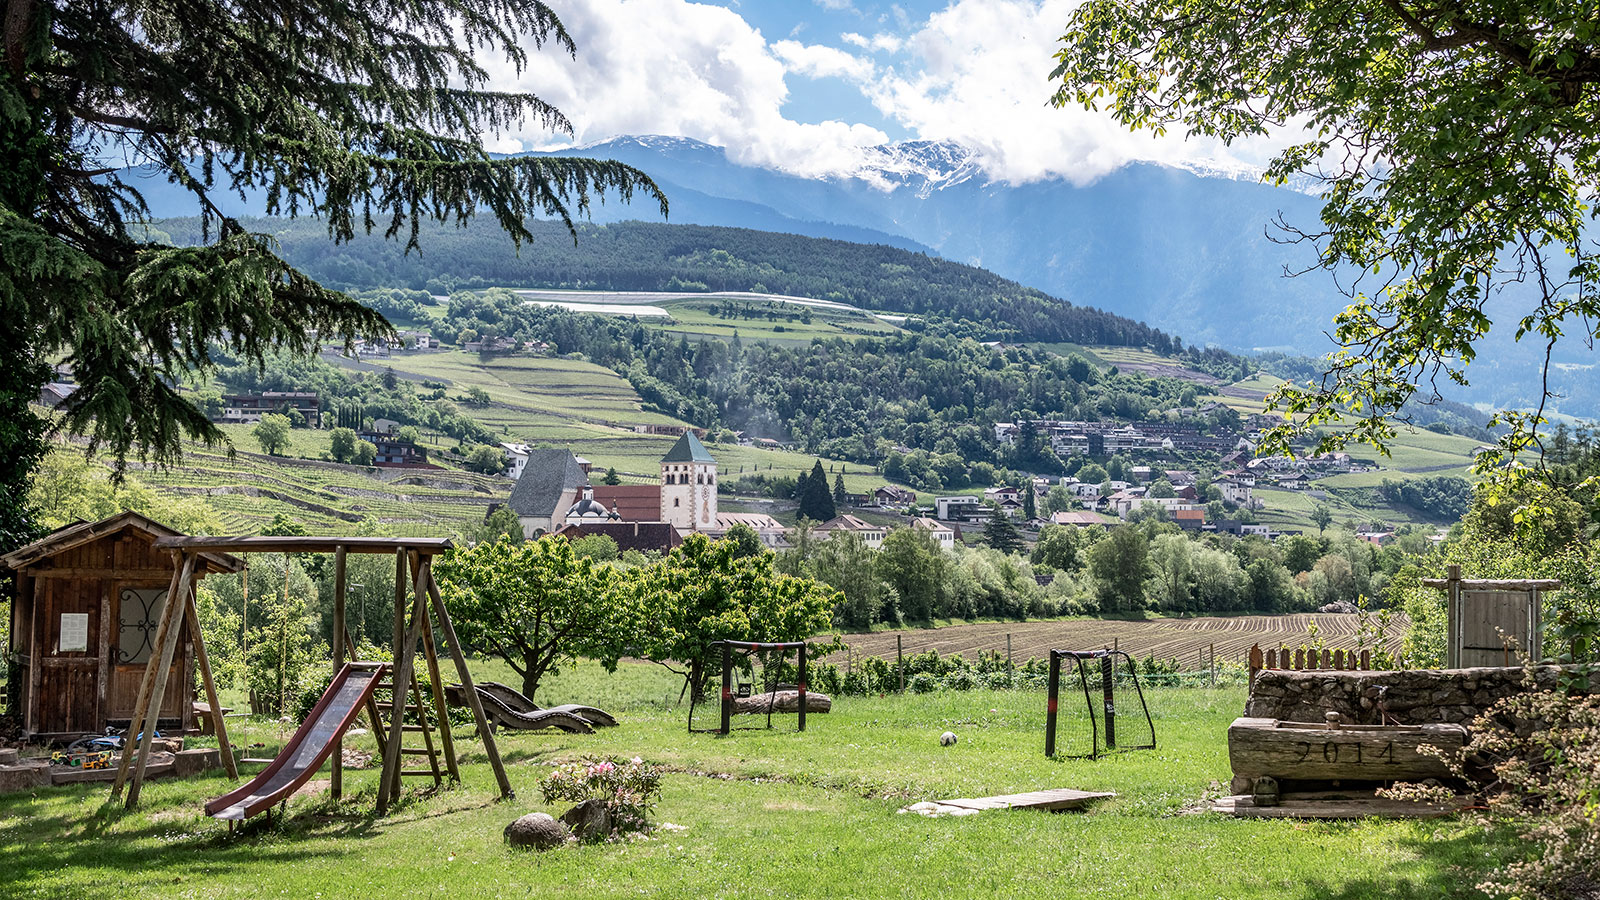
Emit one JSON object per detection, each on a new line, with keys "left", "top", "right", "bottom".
{"left": 835, "top": 613, "right": 1405, "bottom": 670}
{"left": 0, "top": 661, "right": 1517, "bottom": 900}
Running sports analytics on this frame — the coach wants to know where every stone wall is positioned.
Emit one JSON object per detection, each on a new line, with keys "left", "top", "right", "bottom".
{"left": 1245, "top": 665, "right": 1600, "bottom": 728}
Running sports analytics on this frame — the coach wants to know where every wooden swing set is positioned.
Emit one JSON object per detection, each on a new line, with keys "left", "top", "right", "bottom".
{"left": 108, "top": 535, "right": 511, "bottom": 813}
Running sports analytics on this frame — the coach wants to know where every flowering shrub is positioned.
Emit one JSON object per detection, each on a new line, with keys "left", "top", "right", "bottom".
{"left": 541, "top": 757, "right": 663, "bottom": 839}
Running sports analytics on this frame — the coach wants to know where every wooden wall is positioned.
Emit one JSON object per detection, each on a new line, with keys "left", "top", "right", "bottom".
{"left": 20, "top": 528, "right": 193, "bottom": 736}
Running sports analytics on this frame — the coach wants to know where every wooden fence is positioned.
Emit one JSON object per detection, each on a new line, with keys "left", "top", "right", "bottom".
{"left": 1248, "top": 643, "right": 1399, "bottom": 688}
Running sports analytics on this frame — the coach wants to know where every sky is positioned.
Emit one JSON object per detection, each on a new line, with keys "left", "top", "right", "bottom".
{"left": 480, "top": 0, "right": 1286, "bottom": 186}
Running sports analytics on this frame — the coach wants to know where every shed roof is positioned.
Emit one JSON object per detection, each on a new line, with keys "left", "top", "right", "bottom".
{"left": 1, "top": 511, "right": 245, "bottom": 574}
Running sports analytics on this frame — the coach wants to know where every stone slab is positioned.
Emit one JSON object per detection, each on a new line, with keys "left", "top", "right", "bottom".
{"left": 1209, "top": 792, "right": 1467, "bottom": 819}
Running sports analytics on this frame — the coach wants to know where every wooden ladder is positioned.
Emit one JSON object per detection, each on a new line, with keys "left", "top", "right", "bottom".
{"left": 347, "top": 633, "right": 459, "bottom": 792}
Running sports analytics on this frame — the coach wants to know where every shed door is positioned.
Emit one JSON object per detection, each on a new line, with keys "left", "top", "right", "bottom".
{"left": 1458, "top": 589, "right": 1536, "bottom": 667}
{"left": 33, "top": 578, "right": 105, "bottom": 735}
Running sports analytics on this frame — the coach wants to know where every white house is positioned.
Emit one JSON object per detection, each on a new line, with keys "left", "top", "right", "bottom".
{"left": 936, "top": 496, "right": 983, "bottom": 521}
{"left": 908, "top": 517, "right": 957, "bottom": 550}
{"left": 814, "top": 515, "right": 887, "bottom": 550}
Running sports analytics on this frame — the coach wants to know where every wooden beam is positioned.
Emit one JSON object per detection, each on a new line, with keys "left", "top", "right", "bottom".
{"left": 424, "top": 564, "right": 512, "bottom": 800}
{"left": 110, "top": 556, "right": 190, "bottom": 798}
{"left": 153, "top": 536, "right": 452, "bottom": 555}
{"left": 378, "top": 553, "right": 429, "bottom": 814}
{"left": 331, "top": 545, "right": 347, "bottom": 801}
{"left": 1423, "top": 578, "right": 1561, "bottom": 590}
{"left": 184, "top": 585, "right": 237, "bottom": 781}
{"left": 125, "top": 553, "right": 197, "bottom": 808}
{"left": 412, "top": 557, "right": 459, "bottom": 782}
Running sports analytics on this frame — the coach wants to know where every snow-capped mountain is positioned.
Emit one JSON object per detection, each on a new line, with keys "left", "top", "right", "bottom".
{"left": 845, "top": 140, "right": 985, "bottom": 196}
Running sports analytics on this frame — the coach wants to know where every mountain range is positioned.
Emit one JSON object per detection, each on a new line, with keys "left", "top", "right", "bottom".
{"left": 128, "top": 134, "right": 1594, "bottom": 418}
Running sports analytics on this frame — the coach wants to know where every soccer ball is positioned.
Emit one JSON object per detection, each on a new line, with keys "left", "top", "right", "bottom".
{"left": 939, "top": 731, "right": 958, "bottom": 746}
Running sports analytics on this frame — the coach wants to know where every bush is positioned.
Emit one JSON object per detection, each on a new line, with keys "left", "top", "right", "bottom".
{"left": 541, "top": 757, "right": 663, "bottom": 841}
{"left": 907, "top": 672, "right": 939, "bottom": 693}
{"left": 942, "top": 670, "right": 978, "bottom": 691}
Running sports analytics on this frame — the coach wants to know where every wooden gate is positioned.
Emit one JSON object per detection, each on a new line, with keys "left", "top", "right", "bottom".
{"left": 1426, "top": 566, "right": 1558, "bottom": 667}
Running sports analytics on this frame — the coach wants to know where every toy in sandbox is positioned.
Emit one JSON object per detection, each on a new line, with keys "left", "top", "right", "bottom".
{"left": 688, "top": 640, "right": 831, "bottom": 735}
{"left": 1043, "top": 649, "right": 1155, "bottom": 760}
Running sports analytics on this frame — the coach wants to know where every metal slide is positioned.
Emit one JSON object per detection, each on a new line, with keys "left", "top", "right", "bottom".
{"left": 204, "top": 662, "right": 386, "bottom": 821}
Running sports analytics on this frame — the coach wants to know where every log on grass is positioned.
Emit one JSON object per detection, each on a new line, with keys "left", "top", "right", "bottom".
{"left": 1227, "top": 717, "right": 1466, "bottom": 781}
{"left": 732, "top": 691, "right": 831, "bottom": 715}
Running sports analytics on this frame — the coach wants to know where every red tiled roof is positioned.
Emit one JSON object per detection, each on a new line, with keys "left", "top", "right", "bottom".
{"left": 555, "top": 522, "right": 682, "bottom": 553}
{"left": 590, "top": 485, "right": 661, "bottom": 522}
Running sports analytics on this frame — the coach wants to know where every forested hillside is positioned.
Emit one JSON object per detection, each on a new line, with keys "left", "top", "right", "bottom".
{"left": 154, "top": 217, "right": 1186, "bottom": 349}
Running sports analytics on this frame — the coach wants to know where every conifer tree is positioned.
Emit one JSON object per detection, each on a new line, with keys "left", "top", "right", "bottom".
{"left": 0, "top": 0, "right": 664, "bottom": 551}
{"left": 797, "top": 460, "right": 836, "bottom": 522}
{"left": 983, "top": 505, "right": 1024, "bottom": 555}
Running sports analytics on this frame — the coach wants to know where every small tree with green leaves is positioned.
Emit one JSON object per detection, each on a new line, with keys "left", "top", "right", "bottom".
{"left": 253, "top": 414, "right": 292, "bottom": 456}
{"left": 329, "top": 427, "right": 357, "bottom": 463}
{"left": 353, "top": 439, "right": 377, "bottom": 467}
{"left": 615, "top": 533, "right": 841, "bottom": 702}
{"left": 434, "top": 536, "right": 623, "bottom": 700}
{"left": 1312, "top": 505, "right": 1334, "bottom": 534}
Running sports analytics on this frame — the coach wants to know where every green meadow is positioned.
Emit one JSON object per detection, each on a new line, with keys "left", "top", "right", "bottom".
{"left": 0, "top": 662, "right": 1517, "bottom": 899}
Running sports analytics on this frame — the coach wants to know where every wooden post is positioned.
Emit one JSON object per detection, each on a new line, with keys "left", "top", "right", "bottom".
{"left": 125, "top": 553, "right": 197, "bottom": 808}
{"left": 378, "top": 555, "right": 428, "bottom": 813}
{"left": 393, "top": 549, "right": 406, "bottom": 657}
{"left": 1044, "top": 651, "right": 1060, "bottom": 757}
{"left": 1100, "top": 655, "right": 1116, "bottom": 750}
{"left": 1006, "top": 633, "right": 1013, "bottom": 673}
{"left": 413, "top": 558, "right": 459, "bottom": 782}
{"left": 331, "top": 545, "right": 346, "bottom": 800}
{"left": 423, "top": 565, "right": 512, "bottom": 800}
{"left": 1210, "top": 642, "right": 1216, "bottom": 686}
{"left": 112, "top": 553, "right": 193, "bottom": 800}
{"left": 1445, "top": 564, "right": 1462, "bottom": 667}
{"left": 797, "top": 646, "right": 807, "bottom": 733}
{"left": 184, "top": 587, "right": 238, "bottom": 781}
{"left": 719, "top": 643, "right": 732, "bottom": 736}
{"left": 897, "top": 635, "right": 904, "bottom": 693}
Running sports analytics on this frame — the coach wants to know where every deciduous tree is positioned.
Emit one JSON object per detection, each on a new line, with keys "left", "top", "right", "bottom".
{"left": 434, "top": 536, "right": 622, "bottom": 699}
{"left": 1054, "top": 1, "right": 1600, "bottom": 479}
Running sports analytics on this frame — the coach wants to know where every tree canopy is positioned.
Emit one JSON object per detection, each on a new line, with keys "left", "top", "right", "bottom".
{"left": 0, "top": 0, "right": 662, "bottom": 547}
{"left": 1053, "top": 1, "right": 1600, "bottom": 483}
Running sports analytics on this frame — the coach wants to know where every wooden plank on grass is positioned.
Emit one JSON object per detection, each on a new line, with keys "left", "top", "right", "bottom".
{"left": 935, "top": 788, "right": 1115, "bottom": 812}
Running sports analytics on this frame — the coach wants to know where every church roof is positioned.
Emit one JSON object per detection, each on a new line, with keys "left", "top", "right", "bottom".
{"left": 591, "top": 484, "right": 661, "bottom": 521}
{"left": 661, "top": 432, "right": 715, "bottom": 464}
{"left": 507, "top": 449, "right": 588, "bottom": 519}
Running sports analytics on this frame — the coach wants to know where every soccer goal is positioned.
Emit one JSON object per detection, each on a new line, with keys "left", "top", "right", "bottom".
{"left": 687, "top": 640, "right": 810, "bottom": 735}
{"left": 1044, "top": 649, "right": 1155, "bottom": 760}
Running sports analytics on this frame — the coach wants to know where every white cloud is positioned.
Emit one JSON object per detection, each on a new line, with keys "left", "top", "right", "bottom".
{"left": 772, "top": 40, "right": 875, "bottom": 81}
{"left": 478, "top": 0, "right": 1283, "bottom": 186}
{"left": 482, "top": 0, "right": 887, "bottom": 177}
{"left": 860, "top": 0, "right": 1282, "bottom": 185}
{"left": 840, "top": 31, "right": 903, "bottom": 52}
{"left": 813, "top": 0, "right": 856, "bottom": 10}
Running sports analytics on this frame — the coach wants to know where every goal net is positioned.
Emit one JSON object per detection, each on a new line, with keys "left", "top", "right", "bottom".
{"left": 1044, "top": 649, "right": 1156, "bottom": 760}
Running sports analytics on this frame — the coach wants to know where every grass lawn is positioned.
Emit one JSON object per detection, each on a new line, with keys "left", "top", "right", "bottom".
{"left": 0, "top": 662, "right": 1518, "bottom": 899}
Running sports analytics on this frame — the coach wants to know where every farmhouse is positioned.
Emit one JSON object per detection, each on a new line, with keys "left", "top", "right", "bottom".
{"left": 813, "top": 515, "right": 887, "bottom": 549}
{"left": 219, "top": 391, "right": 321, "bottom": 427}
{"left": 908, "top": 516, "right": 957, "bottom": 549}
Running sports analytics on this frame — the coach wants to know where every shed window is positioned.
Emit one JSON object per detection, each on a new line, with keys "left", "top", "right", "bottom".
{"left": 118, "top": 588, "right": 168, "bottom": 665}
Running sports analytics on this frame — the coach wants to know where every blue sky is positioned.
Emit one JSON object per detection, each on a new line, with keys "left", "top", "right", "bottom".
{"left": 479, "top": 0, "right": 1279, "bottom": 185}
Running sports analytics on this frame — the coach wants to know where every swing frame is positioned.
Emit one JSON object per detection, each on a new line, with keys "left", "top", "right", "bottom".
{"left": 687, "top": 640, "right": 809, "bottom": 735}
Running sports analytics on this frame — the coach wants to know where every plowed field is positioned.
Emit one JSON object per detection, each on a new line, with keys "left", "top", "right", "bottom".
{"left": 833, "top": 613, "right": 1404, "bottom": 669}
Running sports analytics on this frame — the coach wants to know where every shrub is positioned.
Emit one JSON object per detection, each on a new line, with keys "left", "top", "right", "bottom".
{"left": 942, "top": 670, "right": 978, "bottom": 691}
{"left": 541, "top": 757, "right": 663, "bottom": 840}
{"left": 907, "top": 672, "right": 939, "bottom": 694}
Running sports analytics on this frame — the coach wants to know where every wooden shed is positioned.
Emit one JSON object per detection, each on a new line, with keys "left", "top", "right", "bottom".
{"left": 3, "top": 512, "right": 242, "bottom": 739}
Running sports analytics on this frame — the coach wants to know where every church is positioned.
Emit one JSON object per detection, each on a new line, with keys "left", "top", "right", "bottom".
{"left": 505, "top": 432, "right": 786, "bottom": 550}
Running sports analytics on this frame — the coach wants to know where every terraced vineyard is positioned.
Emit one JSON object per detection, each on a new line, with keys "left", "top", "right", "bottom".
{"left": 834, "top": 613, "right": 1404, "bottom": 669}
{"left": 131, "top": 449, "right": 507, "bottom": 536}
